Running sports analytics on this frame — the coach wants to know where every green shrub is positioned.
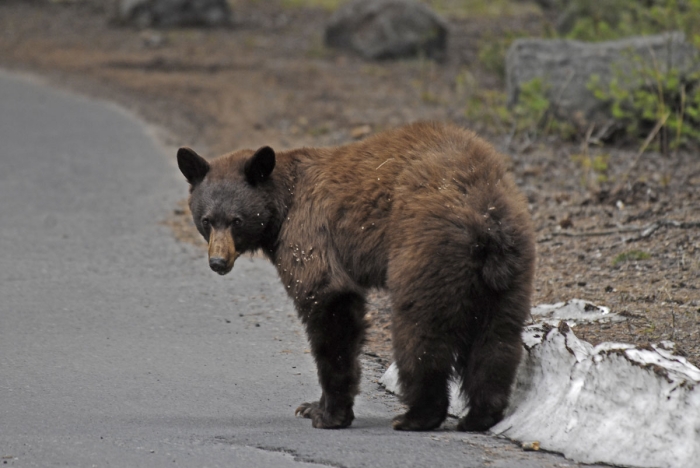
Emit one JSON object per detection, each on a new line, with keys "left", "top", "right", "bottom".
{"left": 589, "top": 62, "right": 700, "bottom": 149}
{"left": 559, "top": 1, "right": 700, "bottom": 149}
{"left": 463, "top": 76, "right": 575, "bottom": 139}
{"left": 467, "top": 1, "right": 700, "bottom": 145}
{"left": 512, "top": 78, "right": 576, "bottom": 138}
{"left": 560, "top": 0, "right": 700, "bottom": 44}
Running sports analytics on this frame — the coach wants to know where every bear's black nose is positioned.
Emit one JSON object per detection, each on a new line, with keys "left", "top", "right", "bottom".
{"left": 209, "top": 257, "right": 228, "bottom": 274}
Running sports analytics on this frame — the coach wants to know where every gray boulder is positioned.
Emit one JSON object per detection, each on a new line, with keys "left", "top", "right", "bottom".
{"left": 115, "top": 0, "right": 231, "bottom": 28}
{"left": 505, "top": 32, "right": 700, "bottom": 127}
{"left": 324, "top": 0, "right": 448, "bottom": 60}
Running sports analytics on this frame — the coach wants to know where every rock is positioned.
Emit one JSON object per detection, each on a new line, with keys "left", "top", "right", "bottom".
{"left": 505, "top": 32, "right": 700, "bottom": 127}
{"left": 324, "top": 0, "right": 448, "bottom": 60}
{"left": 380, "top": 320, "right": 700, "bottom": 468}
{"left": 115, "top": 0, "right": 231, "bottom": 28}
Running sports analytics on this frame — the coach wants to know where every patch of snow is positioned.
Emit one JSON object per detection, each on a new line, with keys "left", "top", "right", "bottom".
{"left": 379, "top": 315, "right": 700, "bottom": 468}
{"left": 530, "top": 298, "right": 622, "bottom": 325}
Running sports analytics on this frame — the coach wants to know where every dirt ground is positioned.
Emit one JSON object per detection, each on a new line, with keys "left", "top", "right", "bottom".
{"left": 3, "top": 0, "right": 698, "bottom": 367}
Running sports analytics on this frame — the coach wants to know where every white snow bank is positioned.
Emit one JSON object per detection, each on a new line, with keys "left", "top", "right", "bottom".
{"left": 380, "top": 311, "right": 700, "bottom": 467}
{"left": 496, "top": 323, "right": 700, "bottom": 467}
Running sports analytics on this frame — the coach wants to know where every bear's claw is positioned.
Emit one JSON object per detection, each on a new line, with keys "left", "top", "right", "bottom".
{"left": 295, "top": 401, "right": 318, "bottom": 418}
{"left": 294, "top": 401, "right": 353, "bottom": 429}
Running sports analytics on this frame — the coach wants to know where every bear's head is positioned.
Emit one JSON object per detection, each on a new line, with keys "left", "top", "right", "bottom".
{"left": 177, "top": 146, "right": 276, "bottom": 275}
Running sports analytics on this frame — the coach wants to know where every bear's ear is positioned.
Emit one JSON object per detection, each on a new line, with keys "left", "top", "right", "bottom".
{"left": 244, "top": 146, "right": 276, "bottom": 185}
{"left": 177, "top": 147, "right": 210, "bottom": 186}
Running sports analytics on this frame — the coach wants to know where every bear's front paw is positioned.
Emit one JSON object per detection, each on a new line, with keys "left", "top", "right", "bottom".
{"left": 294, "top": 401, "right": 354, "bottom": 429}
{"left": 392, "top": 411, "right": 445, "bottom": 431}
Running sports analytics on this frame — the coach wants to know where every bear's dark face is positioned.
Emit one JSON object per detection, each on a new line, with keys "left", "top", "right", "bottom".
{"left": 177, "top": 146, "right": 276, "bottom": 275}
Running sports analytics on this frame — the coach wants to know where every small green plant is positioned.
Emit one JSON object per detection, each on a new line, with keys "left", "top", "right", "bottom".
{"left": 460, "top": 70, "right": 511, "bottom": 132}
{"left": 613, "top": 250, "right": 652, "bottom": 266}
{"left": 464, "top": 88, "right": 512, "bottom": 132}
{"left": 572, "top": 152, "right": 610, "bottom": 188}
{"left": 591, "top": 154, "right": 609, "bottom": 176}
{"left": 307, "top": 124, "right": 331, "bottom": 137}
{"left": 511, "top": 77, "right": 551, "bottom": 133}
{"left": 643, "top": 321, "right": 657, "bottom": 335}
{"left": 476, "top": 33, "right": 526, "bottom": 81}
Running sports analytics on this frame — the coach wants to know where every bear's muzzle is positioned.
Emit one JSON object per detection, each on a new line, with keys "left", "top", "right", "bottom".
{"left": 208, "top": 228, "right": 239, "bottom": 275}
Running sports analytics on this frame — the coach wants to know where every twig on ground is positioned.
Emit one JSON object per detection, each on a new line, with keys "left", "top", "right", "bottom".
{"left": 624, "top": 220, "right": 700, "bottom": 243}
{"left": 538, "top": 219, "right": 700, "bottom": 243}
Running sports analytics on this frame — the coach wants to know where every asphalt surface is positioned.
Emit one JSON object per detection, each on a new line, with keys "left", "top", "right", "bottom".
{"left": 0, "top": 70, "right": 589, "bottom": 467}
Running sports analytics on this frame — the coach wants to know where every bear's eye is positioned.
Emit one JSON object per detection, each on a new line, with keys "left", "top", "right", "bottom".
{"left": 232, "top": 217, "right": 242, "bottom": 227}
{"left": 201, "top": 218, "right": 210, "bottom": 228}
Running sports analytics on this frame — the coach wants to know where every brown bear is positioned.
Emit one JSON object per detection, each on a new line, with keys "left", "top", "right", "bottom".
{"left": 177, "top": 122, "right": 535, "bottom": 431}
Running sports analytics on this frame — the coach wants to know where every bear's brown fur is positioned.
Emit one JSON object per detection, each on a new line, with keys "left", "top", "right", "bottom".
{"left": 177, "top": 122, "right": 536, "bottom": 431}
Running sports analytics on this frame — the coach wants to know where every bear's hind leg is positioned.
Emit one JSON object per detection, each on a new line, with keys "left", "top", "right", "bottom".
{"left": 455, "top": 307, "right": 524, "bottom": 432}
{"left": 391, "top": 312, "right": 452, "bottom": 431}
{"left": 295, "top": 291, "right": 367, "bottom": 429}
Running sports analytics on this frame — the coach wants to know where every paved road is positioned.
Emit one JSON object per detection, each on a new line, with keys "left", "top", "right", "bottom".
{"left": 0, "top": 70, "right": 588, "bottom": 467}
